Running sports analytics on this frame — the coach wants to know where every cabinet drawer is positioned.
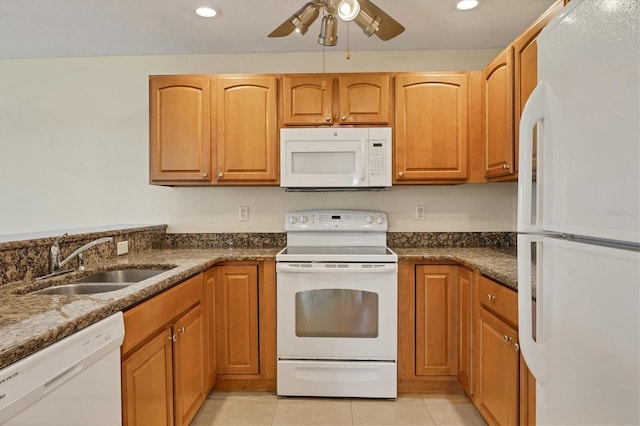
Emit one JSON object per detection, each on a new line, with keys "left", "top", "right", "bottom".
{"left": 122, "top": 273, "right": 204, "bottom": 356}
{"left": 478, "top": 275, "right": 518, "bottom": 326}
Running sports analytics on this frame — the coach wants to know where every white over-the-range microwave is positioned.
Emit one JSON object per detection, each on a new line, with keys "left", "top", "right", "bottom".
{"left": 279, "top": 127, "right": 392, "bottom": 190}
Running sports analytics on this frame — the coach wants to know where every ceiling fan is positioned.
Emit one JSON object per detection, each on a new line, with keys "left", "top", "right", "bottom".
{"left": 268, "top": 0, "right": 405, "bottom": 47}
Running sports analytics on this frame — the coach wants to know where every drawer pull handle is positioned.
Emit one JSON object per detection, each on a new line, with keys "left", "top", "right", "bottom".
{"left": 487, "top": 294, "right": 496, "bottom": 301}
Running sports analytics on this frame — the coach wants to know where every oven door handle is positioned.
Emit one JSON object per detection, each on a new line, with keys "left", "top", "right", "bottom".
{"left": 277, "top": 263, "right": 398, "bottom": 273}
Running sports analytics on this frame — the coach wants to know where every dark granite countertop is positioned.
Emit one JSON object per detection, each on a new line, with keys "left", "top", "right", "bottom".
{"left": 0, "top": 246, "right": 517, "bottom": 370}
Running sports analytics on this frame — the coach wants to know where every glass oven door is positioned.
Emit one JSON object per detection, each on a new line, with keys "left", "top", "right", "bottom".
{"left": 276, "top": 262, "right": 397, "bottom": 360}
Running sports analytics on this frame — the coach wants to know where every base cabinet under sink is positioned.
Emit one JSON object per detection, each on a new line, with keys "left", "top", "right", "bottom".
{"left": 121, "top": 273, "right": 206, "bottom": 426}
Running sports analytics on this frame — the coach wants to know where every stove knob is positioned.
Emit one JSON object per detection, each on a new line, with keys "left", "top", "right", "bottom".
{"left": 288, "top": 216, "right": 297, "bottom": 224}
{"left": 376, "top": 216, "right": 385, "bottom": 224}
{"left": 365, "top": 215, "right": 374, "bottom": 224}
{"left": 299, "top": 215, "right": 308, "bottom": 223}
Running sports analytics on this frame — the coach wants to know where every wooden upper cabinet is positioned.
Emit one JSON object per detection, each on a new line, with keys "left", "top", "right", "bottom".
{"left": 282, "top": 75, "right": 333, "bottom": 125}
{"left": 281, "top": 73, "right": 391, "bottom": 126}
{"left": 395, "top": 73, "right": 469, "bottom": 183}
{"left": 513, "top": 0, "right": 564, "bottom": 175}
{"left": 483, "top": 47, "right": 515, "bottom": 180}
{"left": 337, "top": 74, "right": 390, "bottom": 125}
{"left": 215, "top": 75, "right": 279, "bottom": 183}
{"left": 149, "top": 75, "right": 211, "bottom": 183}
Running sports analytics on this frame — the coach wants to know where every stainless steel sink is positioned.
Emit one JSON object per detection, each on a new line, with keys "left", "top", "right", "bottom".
{"left": 30, "top": 268, "right": 170, "bottom": 295}
{"left": 32, "top": 283, "right": 132, "bottom": 295}
{"left": 72, "top": 268, "right": 168, "bottom": 284}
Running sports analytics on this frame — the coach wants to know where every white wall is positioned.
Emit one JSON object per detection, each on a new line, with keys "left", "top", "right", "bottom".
{"left": 0, "top": 49, "right": 516, "bottom": 235}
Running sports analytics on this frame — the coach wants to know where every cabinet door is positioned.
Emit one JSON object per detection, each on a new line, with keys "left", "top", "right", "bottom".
{"left": 203, "top": 268, "right": 217, "bottom": 391}
{"left": 458, "top": 267, "right": 473, "bottom": 396}
{"left": 483, "top": 47, "right": 515, "bottom": 179}
{"left": 519, "top": 355, "right": 536, "bottom": 426}
{"left": 149, "top": 75, "right": 211, "bottom": 183}
{"left": 122, "top": 327, "right": 174, "bottom": 426}
{"left": 477, "top": 308, "right": 520, "bottom": 426}
{"left": 173, "top": 304, "right": 206, "bottom": 426}
{"left": 415, "top": 265, "right": 459, "bottom": 376}
{"left": 282, "top": 75, "right": 334, "bottom": 125}
{"left": 216, "top": 265, "right": 260, "bottom": 375}
{"left": 338, "top": 74, "right": 390, "bottom": 125}
{"left": 215, "top": 76, "right": 278, "bottom": 183}
{"left": 395, "top": 73, "right": 469, "bottom": 182}
{"left": 513, "top": 0, "right": 563, "bottom": 175}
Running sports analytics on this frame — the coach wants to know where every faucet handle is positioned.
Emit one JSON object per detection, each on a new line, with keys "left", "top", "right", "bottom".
{"left": 53, "top": 233, "right": 69, "bottom": 246}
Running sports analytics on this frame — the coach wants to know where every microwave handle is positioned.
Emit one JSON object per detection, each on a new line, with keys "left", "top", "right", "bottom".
{"left": 356, "top": 140, "right": 366, "bottom": 181}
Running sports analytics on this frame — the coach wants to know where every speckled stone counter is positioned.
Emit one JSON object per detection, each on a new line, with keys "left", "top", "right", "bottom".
{"left": 392, "top": 247, "right": 518, "bottom": 289}
{"left": 0, "top": 245, "right": 518, "bottom": 371}
{"left": 0, "top": 248, "right": 279, "bottom": 370}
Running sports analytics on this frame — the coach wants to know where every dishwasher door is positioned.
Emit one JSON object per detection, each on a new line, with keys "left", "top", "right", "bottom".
{"left": 0, "top": 312, "right": 125, "bottom": 426}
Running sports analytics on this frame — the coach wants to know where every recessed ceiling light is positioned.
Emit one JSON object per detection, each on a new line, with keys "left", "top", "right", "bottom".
{"left": 196, "top": 7, "right": 217, "bottom": 18}
{"left": 456, "top": 0, "right": 478, "bottom": 10}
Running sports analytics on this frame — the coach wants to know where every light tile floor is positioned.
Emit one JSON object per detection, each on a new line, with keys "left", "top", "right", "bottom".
{"left": 191, "top": 391, "right": 487, "bottom": 426}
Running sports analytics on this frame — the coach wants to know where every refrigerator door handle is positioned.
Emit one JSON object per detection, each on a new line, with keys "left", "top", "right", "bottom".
{"left": 517, "top": 233, "right": 548, "bottom": 384}
{"left": 517, "top": 81, "right": 547, "bottom": 233}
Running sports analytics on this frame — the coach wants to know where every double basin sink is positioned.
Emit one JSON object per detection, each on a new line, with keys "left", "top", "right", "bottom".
{"left": 31, "top": 268, "right": 172, "bottom": 295}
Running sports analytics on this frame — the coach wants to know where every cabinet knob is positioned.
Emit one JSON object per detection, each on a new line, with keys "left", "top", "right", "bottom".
{"left": 502, "top": 164, "right": 510, "bottom": 170}
{"left": 178, "top": 326, "right": 185, "bottom": 334}
{"left": 202, "top": 172, "right": 208, "bottom": 179}
{"left": 514, "top": 343, "right": 520, "bottom": 352}
{"left": 325, "top": 116, "right": 332, "bottom": 122}
{"left": 341, "top": 115, "right": 347, "bottom": 121}
{"left": 503, "top": 335, "right": 513, "bottom": 343}
{"left": 398, "top": 171, "right": 404, "bottom": 177}
{"left": 170, "top": 334, "right": 176, "bottom": 342}
{"left": 487, "top": 294, "right": 496, "bottom": 301}
{"left": 217, "top": 172, "right": 224, "bottom": 178}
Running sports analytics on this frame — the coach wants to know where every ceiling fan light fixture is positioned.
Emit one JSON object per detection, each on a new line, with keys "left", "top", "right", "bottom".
{"left": 318, "top": 14, "right": 338, "bottom": 46}
{"left": 291, "top": 2, "right": 320, "bottom": 35}
{"left": 338, "top": 0, "right": 361, "bottom": 21}
{"left": 353, "top": 4, "right": 381, "bottom": 37}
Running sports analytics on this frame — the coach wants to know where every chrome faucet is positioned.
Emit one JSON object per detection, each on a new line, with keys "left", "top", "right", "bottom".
{"left": 49, "top": 234, "right": 114, "bottom": 274}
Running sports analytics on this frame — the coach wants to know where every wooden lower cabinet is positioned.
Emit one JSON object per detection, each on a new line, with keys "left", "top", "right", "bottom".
{"left": 212, "top": 261, "right": 277, "bottom": 391}
{"left": 476, "top": 307, "right": 520, "bottom": 425}
{"left": 122, "top": 326, "right": 174, "bottom": 426}
{"left": 121, "top": 274, "right": 206, "bottom": 426}
{"left": 215, "top": 265, "right": 260, "bottom": 375}
{"left": 415, "top": 265, "right": 459, "bottom": 376}
{"left": 458, "top": 267, "right": 474, "bottom": 396}
{"left": 398, "top": 261, "right": 461, "bottom": 392}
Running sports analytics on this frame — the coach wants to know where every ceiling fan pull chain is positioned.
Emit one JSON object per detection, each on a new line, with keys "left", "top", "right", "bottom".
{"left": 346, "top": 22, "right": 351, "bottom": 59}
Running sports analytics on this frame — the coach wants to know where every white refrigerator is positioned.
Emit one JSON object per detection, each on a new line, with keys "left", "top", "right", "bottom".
{"left": 517, "top": 0, "right": 640, "bottom": 424}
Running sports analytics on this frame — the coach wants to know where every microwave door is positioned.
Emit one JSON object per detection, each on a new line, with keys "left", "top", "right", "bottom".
{"left": 281, "top": 140, "right": 367, "bottom": 187}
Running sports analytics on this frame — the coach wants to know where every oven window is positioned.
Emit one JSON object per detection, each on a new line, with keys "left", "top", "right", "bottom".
{"left": 295, "top": 289, "right": 378, "bottom": 338}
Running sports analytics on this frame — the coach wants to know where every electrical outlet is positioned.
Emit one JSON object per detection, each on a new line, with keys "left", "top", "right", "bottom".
{"left": 415, "top": 205, "right": 426, "bottom": 221}
{"left": 117, "top": 240, "right": 129, "bottom": 255}
{"left": 239, "top": 206, "right": 249, "bottom": 221}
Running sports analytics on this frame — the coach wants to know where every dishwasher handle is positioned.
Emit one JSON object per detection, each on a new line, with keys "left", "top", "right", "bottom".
{"left": 277, "top": 263, "right": 397, "bottom": 274}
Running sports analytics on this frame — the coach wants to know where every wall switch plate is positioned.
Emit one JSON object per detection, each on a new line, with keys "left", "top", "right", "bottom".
{"left": 117, "top": 240, "right": 129, "bottom": 255}
{"left": 416, "top": 205, "right": 426, "bottom": 221}
{"left": 239, "top": 206, "right": 249, "bottom": 221}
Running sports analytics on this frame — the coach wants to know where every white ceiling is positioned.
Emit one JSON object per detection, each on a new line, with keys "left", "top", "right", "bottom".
{"left": 0, "top": 0, "right": 557, "bottom": 59}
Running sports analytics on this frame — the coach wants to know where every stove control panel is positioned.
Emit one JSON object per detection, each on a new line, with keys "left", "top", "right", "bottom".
{"left": 284, "top": 210, "right": 388, "bottom": 231}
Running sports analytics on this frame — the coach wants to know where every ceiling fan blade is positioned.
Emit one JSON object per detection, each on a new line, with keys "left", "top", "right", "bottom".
{"left": 361, "top": 0, "right": 405, "bottom": 41}
{"left": 268, "top": 19, "right": 296, "bottom": 37}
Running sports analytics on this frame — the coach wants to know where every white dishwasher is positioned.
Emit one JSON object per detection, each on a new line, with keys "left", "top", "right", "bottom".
{"left": 0, "top": 312, "right": 125, "bottom": 425}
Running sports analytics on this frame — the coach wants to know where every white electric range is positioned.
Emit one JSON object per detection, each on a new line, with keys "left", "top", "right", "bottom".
{"left": 276, "top": 210, "right": 398, "bottom": 398}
